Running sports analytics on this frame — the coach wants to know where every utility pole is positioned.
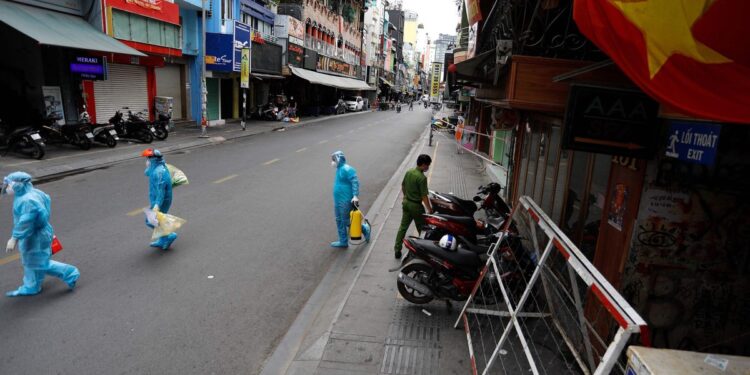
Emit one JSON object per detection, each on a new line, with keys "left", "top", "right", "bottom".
{"left": 199, "top": 0, "right": 209, "bottom": 138}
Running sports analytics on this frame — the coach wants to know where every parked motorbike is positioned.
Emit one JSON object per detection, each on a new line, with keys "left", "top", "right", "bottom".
{"left": 430, "top": 183, "right": 511, "bottom": 218}
{"left": 35, "top": 117, "right": 94, "bottom": 150}
{"left": 151, "top": 111, "right": 170, "bottom": 140}
{"left": 0, "top": 118, "right": 45, "bottom": 160}
{"left": 396, "top": 234, "right": 532, "bottom": 305}
{"left": 79, "top": 105, "right": 118, "bottom": 148}
{"left": 335, "top": 99, "right": 346, "bottom": 115}
{"left": 109, "top": 109, "right": 154, "bottom": 143}
{"left": 251, "top": 103, "right": 278, "bottom": 121}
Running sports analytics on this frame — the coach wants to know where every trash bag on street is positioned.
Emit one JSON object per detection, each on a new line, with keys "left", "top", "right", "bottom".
{"left": 166, "top": 164, "right": 189, "bottom": 187}
{"left": 151, "top": 211, "right": 186, "bottom": 241}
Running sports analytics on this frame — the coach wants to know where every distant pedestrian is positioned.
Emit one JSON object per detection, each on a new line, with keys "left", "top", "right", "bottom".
{"left": 3, "top": 172, "right": 80, "bottom": 297}
{"left": 394, "top": 155, "right": 433, "bottom": 258}
{"left": 408, "top": 100, "right": 414, "bottom": 111}
{"left": 142, "top": 148, "right": 177, "bottom": 250}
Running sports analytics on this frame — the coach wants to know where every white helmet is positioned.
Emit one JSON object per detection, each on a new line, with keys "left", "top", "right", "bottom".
{"left": 439, "top": 235, "right": 458, "bottom": 251}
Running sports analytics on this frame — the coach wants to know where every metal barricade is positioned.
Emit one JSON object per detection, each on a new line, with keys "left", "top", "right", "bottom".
{"left": 455, "top": 196, "right": 650, "bottom": 375}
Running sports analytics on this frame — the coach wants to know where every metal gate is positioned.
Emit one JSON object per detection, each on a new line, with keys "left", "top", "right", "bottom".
{"left": 94, "top": 63, "right": 148, "bottom": 122}
{"left": 455, "top": 196, "right": 650, "bottom": 375}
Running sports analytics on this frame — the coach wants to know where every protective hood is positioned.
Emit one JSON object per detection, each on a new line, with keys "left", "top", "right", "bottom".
{"left": 3, "top": 171, "right": 33, "bottom": 196}
{"left": 332, "top": 151, "right": 347, "bottom": 168}
{"left": 144, "top": 155, "right": 166, "bottom": 176}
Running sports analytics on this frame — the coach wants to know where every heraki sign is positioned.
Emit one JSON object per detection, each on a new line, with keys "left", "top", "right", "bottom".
{"left": 70, "top": 56, "right": 107, "bottom": 80}
{"left": 562, "top": 85, "right": 660, "bottom": 158}
{"left": 429, "top": 62, "right": 442, "bottom": 102}
{"left": 665, "top": 121, "right": 721, "bottom": 166}
{"left": 234, "top": 21, "right": 251, "bottom": 72}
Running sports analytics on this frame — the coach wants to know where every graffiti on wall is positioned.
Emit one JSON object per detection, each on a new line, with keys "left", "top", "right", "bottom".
{"left": 622, "top": 179, "right": 750, "bottom": 354}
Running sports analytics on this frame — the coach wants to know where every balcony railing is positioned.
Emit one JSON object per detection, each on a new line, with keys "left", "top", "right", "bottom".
{"left": 304, "top": 36, "right": 361, "bottom": 66}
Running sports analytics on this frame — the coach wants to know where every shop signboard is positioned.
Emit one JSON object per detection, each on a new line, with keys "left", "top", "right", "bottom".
{"left": 467, "top": 23, "right": 478, "bottom": 59}
{"left": 70, "top": 56, "right": 107, "bottom": 80}
{"left": 251, "top": 41, "right": 282, "bottom": 74}
{"left": 464, "top": 0, "right": 483, "bottom": 25}
{"left": 42, "top": 86, "right": 65, "bottom": 125}
{"left": 288, "top": 16, "right": 305, "bottom": 46}
{"left": 304, "top": 49, "right": 318, "bottom": 71}
{"left": 205, "top": 33, "right": 233, "bottom": 72}
{"left": 563, "top": 84, "right": 659, "bottom": 158}
{"left": 664, "top": 121, "right": 721, "bottom": 166}
{"left": 429, "top": 62, "right": 442, "bottom": 103}
{"left": 287, "top": 43, "right": 304, "bottom": 68}
{"left": 240, "top": 48, "right": 250, "bottom": 88}
{"left": 234, "top": 21, "right": 251, "bottom": 72}
{"left": 318, "top": 56, "right": 352, "bottom": 76}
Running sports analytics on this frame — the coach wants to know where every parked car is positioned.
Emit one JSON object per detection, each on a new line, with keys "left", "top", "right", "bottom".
{"left": 344, "top": 96, "right": 364, "bottom": 112}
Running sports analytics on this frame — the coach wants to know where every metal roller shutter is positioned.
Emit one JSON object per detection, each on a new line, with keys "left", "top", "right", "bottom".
{"left": 94, "top": 64, "right": 148, "bottom": 122}
{"left": 155, "top": 64, "right": 184, "bottom": 119}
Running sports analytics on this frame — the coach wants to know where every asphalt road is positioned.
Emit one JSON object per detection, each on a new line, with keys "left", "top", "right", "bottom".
{"left": 0, "top": 109, "right": 430, "bottom": 374}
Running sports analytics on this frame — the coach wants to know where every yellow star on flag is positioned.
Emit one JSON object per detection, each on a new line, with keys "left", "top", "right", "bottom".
{"left": 610, "top": 0, "right": 732, "bottom": 79}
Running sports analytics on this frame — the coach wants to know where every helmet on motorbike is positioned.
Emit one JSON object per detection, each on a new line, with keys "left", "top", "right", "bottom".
{"left": 438, "top": 235, "right": 458, "bottom": 251}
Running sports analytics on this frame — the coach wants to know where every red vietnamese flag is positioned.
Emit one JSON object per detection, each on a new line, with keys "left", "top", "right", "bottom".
{"left": 574, "top": 0, "right": 750, "bottom": 124}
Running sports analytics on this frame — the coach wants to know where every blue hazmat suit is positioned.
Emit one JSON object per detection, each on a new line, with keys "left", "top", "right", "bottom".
{"left": 144, "top": 153, "right": 177, "bottom": 249}
{"left": 4, "top": 172, "right": 79, "bottom": 297}
{"left": 331, "top": 151, "right": 368, "bottom": 247}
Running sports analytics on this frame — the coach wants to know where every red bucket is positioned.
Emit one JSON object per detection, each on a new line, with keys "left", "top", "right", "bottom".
{"left": 51, "top": 235, "right": 63, "bottom": 254}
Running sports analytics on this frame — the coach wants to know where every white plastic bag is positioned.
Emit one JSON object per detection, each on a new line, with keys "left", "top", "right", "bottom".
{"left": 151, "top": 211, "right": 186, "bottom": 240}
{"left": 166, "top": 164, "right": 189, "bottom": 187}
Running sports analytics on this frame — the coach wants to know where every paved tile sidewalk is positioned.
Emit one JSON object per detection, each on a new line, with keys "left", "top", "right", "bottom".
{"left": 303, "top": 135, "right": 490, "bottom": 374}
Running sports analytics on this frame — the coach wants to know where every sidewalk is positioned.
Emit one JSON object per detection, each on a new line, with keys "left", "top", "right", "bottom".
{"left": 261, "top": 129, "right": 489, "bottom": 374}
{"left": 0, "top": 111, "right": 372, "bottom": 182}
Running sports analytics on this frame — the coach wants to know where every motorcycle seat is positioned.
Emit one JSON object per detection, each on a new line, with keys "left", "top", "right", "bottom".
{"left": 445, "top": 195, "right": 477, "bottom": 214}
{"left": 434, "top": 214, "right": 477, "bottom": 228}
{"left": 414, "top": 238, "right": 481, "bottom": 267}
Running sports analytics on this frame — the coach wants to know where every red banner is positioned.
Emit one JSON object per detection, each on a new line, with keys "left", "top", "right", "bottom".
{"left": 574, "top": 0, "right": 750, "bottom": 123}
{"left": 107, "top": 0, "right": 179, "bottom": 25}
{"left": 464, "top": 0, "right": 482, "bottom": 26}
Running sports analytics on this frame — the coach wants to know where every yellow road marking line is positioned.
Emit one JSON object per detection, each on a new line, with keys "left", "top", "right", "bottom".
{"left": 318, "top": 140, "right": 328, "bottom": 144}
{"left": 0, "top": 253, "right": 20, "bottom": 266}
{"left": 428, "top": 141, "right": 439, "bottom": 183}
{"left": 213, "top": 174, "right": 239, "bottom": 184}
{"left": 296, "top": 147, "right": 307, "bottom": 153}
{"left": 263, "top": 158, "right": 280, "bottom": 166}
{"left": 127, "top": 207, "right": 147, "bottom": 216}
{"left": 334, "top": 135, "right": 342, "bottom": 138}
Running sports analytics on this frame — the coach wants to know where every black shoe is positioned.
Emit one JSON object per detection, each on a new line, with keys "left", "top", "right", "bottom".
{"left": 394, "top": 250, "right": 402, "bottom": 259}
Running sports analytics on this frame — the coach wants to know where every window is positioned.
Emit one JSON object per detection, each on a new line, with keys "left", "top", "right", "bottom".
{"left": 541, "top": 126, "right": 561, "bottom": 212}
{"left": 551, "top": 150, "right": 570, "bottom": 223}
{"left": 523, "top": 131, "right": 541, "bottom": 197}
{"left": 112, "top": 10, "right": 181, "bottom": 49}
{"left": 533, "top": 128, "right": 548, "bottom": 202}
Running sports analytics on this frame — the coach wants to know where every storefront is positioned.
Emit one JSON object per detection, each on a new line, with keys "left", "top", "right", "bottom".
{"left": 0, "top": 0, "right": 143, "bottom": 126}
{"left": 204, "top": 21, "right": 251, "bottom": 123}
{"left": 249, "top": 38, "right": 283, "bottom": 111}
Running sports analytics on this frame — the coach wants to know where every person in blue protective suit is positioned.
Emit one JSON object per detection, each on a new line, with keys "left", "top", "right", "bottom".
{"left": 330, "top": 151, "right": 370, "bottom": 248}
{"left": 142, "top": 148, "right": 177, "bottom": 250}
{"left": 2, "top": 172, "right": 80, "bottom": 297}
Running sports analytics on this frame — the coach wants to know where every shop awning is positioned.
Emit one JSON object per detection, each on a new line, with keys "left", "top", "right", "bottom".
{"left": 252, "top": 73, "right": 285, "bottom": 80}
{"left": 379, "top": 77, "right": 394, "bottom": 87}
{"left": 289, "top": 66, "right": 373, "bottom": 91}
{"left": 454, "top": 49, "right": 494, "bottom": 81}
{"left": 0, "top": 1, "right": 145, "bottom": 56}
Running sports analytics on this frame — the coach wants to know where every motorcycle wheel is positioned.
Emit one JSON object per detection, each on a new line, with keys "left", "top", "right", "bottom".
{"left": 14, "top": 139, "right": 45, "bottom": 160}
{"left": 140, "top": 131, "right": 154, "bottom": 144}
{"left": 105, "top": 134, "right": 117, "bottom": 148}
{"left": 397, "top": 262, "right": 434, "bottom": 304}
{"left": 153, "top": 127, "right": 168, "bottom": 140}
{"left": 29, "top": 142, "right": 45, "bottom": 160}
{"left": 78, "top": 137, "right": 92, "bottom": 150}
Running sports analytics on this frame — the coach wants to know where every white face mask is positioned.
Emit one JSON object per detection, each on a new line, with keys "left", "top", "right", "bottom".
{"left": 4, "top": 183, "right": 15, "bottom": 196}
{"left": 331, "top": 161, "right": 337, "bottom": 167}
{"left": 146, "top": 159, "right": 151, "bottom": 168}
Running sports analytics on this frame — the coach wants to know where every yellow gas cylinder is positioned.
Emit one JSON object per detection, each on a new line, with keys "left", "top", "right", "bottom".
{"left": 349, "top": 204, "right": 363, "bottom": 244}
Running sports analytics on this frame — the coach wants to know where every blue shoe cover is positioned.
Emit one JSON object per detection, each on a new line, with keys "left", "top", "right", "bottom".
{"left": 162, "top": 233, "right": 178, "bottom": 250}
{"left": 330, "top": 241, "right": 349, "bottom": 248}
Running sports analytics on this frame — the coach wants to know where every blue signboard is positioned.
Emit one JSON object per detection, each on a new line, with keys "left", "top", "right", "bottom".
{"left": 70, "top": 56, "right": 107, "bottom": 80}
{"left": 665, "top": 121, "right": 721, "bottom": 166}
{"left": 206, "top": 33, "right": 233, "bottom": 72}
{"left": 234, "top": 21, "right": 251, "bottom": 72}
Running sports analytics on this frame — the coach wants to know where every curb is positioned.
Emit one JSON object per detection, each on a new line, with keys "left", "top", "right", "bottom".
{"left": 28, "top": 110, "right": 376, "bottom": 185}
